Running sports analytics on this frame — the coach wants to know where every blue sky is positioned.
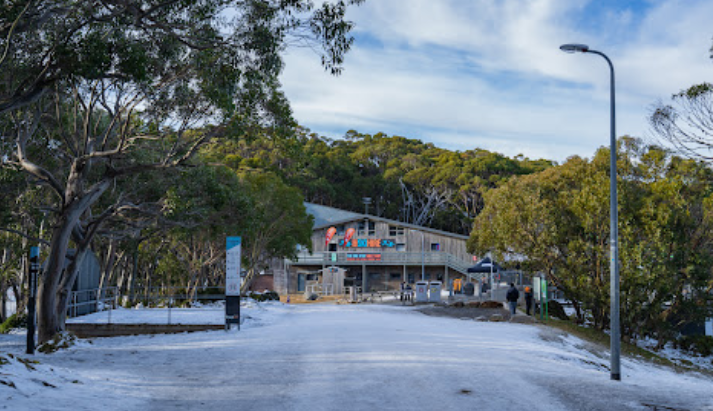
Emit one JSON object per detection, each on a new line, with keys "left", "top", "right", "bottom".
{"left": 280, "top": 0, "right": 713, "bottom": 162}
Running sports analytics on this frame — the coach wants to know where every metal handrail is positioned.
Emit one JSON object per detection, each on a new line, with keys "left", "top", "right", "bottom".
{"left": 290, "top": 251, "right": 475, "bottom": 274}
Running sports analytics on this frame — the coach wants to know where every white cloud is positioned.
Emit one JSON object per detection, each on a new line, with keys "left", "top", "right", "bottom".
{"left": 280, "top": 0, "right": 713, "bottom": 162}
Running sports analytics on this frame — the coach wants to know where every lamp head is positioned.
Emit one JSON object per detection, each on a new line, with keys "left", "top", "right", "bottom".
{"left": 560, "top": 43, "right": 589, "bottom": 53}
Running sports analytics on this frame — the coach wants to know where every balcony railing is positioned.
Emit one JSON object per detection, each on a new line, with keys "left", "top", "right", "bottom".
{"left": 289, "top": 251, "right": 474, "bottom": 274}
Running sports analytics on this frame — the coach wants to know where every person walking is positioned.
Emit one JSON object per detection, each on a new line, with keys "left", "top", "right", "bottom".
{"left": 524, "top": 286, "right": 533, "bottom": 316}
{"left": 400, "top": 282, "right": 407, "bottom": 302}
{"left": 506, "top": 283, "right": 519, "bottom": 316}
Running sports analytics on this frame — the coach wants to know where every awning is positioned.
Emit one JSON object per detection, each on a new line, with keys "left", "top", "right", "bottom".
{"left": 466, "top": 257, "right": 504, "bottom": 273}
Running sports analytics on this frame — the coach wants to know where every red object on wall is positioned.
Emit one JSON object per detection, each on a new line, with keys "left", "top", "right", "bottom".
{"left": 343, "top": 227, "right": 356, "bottom": 244}
{"left": 325, "top": 226, "right": 337, "bottom": 246}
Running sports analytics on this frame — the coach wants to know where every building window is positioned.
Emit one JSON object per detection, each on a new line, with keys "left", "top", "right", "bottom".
{"left": 395, "top": 243, "right": 406, "bottom": 252}
{"left": 358, "top": 220, "right": 375, "bottom": 236}
{"left": 390, "top": 273, "right": 401, "bottom": 280}
{"left": 431, "top": 243, "right": 440, "bottom": 251}
{"left": 389, "top": 225, "right": 405, "bottom": 236}
{"left": 328, "top": 243, "right": 337, "bottom": 252}
{"left": 336, "top": 225, "right": 345, "bottom": 235}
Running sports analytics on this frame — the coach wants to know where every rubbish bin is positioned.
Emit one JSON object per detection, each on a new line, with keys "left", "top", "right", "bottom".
{"left": 415, "top": 281, "right": 429, "bottom": 303}
{"left": 463, "top": 282, "right": 475, "bottom": 296}
{"left": 429, "top": 281, "right": 442, "bottom": 303}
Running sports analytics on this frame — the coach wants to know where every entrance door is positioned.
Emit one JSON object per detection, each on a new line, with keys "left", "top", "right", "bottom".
{"left": 297, "top": 274, "right": 305, "bottom": 292}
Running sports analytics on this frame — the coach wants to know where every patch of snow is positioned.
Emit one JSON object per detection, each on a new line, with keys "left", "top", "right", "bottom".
{"left": 1, "top": 302, "right": 712, "bottom": 411}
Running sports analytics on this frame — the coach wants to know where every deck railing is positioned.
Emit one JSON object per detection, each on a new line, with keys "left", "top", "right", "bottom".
{"left": 289, "top": 251, "right": 475, "bottom": 275}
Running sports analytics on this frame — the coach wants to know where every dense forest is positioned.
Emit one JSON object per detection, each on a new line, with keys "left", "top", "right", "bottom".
{"left": 201, "top": 128, "right": 554, "bottom": 234}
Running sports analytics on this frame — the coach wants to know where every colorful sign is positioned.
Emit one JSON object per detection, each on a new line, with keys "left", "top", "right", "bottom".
{"left": 339, "top": 238, "right": 395, "bottom": 248}
{"left": 226, "top": 237, "right": 242, "bottom": 296}
{"left": 347, "top": 253, "right": 382, "bottom": 262}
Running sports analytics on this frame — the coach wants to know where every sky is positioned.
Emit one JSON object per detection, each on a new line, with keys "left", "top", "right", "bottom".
{"left": 280, "top": 0, "right": 713, "bottom": 162}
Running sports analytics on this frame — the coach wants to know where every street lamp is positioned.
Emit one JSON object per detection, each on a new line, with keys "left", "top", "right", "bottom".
{"left": 560, "top": 43, "right": 620, "bottom": 381}
{"left": 420, "top": 231, "right": 425, "bottom": 281}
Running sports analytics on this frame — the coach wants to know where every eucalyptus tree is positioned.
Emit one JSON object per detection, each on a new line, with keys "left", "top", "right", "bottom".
{"left": 469, "top": 137, "right": 713, "bottom": 343}
{"left": 649, "top": 39, "right": 713, "bottom": 161}
{"left": 0, "top": 0, "right": 364, "bottom": 343}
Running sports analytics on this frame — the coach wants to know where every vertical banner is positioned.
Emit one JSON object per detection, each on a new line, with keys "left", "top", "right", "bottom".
{"left": 225, "top": 237, "right": 241, "bottom": 330}
{"left": 225, "top": 237, "right": 242, "bottom": 296}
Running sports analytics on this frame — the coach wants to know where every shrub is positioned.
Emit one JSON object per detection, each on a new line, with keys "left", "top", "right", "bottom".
{"left": 545, "top": 300, "right": 569, "bottom": 321}
{"left": 675, "top": 335, "right": 713, "bottom": 357}
{"left": 0, "top": 314, "right": 28, "bottom": 334}
{"left": 37, "top": 332, "right": 77, "bottom": 354}
{"left": 248, "top": 291, "right": 280, "bottom": 302}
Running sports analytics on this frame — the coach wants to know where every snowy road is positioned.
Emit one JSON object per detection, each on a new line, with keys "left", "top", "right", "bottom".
{"left": 3, "top": 303, "right": 713, "bottom": 411}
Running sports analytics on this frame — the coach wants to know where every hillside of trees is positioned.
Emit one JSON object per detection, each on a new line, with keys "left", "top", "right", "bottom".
{"left": 200, "top": 128, "right": 554, "bottom": 235}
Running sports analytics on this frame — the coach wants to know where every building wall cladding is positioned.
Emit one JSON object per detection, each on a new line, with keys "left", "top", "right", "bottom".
{"left": 312, "top": 221, "right": 471, "bottom": 261}
{"left": 288, "top": 265, "right": 452, "bottom": 293}
{"left": 278, "top": 205, "right": 476, "bottom": 295}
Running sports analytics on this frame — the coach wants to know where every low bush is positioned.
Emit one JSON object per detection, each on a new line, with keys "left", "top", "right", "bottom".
{"left": 37, "top": 332, "right": 77, "bottom": 354}
{"left": 675, "top": 335, "right": 713, "bottom": 357}
{"left": 248, "top": 291, "right": 280, "bottom": 302}
{"left": 0, "top": 314, "right": 28, "bottom": 334}
{"left": 545, "top": 300, "right": 569, "bottom": 321}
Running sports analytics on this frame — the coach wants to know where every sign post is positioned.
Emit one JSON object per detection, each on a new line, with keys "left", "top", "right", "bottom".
{"left": 27, "top": 246, "right": 39, "bottom": 354}
{"left": 542, "top": 277, "right": 549, "bottom": 321}
{"left": 225, "top": 237, "right": 241, "bottom": 330}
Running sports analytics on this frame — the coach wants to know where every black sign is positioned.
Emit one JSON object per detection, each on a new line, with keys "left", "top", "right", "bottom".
{"left": 27, "top": 247, "right": 39, "bottom": 354}
{"left": 225, "top": 295, "right": 240, "bottom": 330}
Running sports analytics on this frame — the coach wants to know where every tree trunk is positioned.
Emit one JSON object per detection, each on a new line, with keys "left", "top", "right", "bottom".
{"left": 37, "top": 179, "right": 110, "bottom": 344}
{"left": 1, "top": 280, "right": 6, "bottom": 323}
{"left": 55, "top": 246, "right": 89, "bottom": 331}
{"left": 37, "top": 216, "right": 74, "bottom": 343}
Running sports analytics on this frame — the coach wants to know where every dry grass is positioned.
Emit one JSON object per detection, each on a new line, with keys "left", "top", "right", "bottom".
{"left": 279, "top": 294, "right": 344, "bottom": 305}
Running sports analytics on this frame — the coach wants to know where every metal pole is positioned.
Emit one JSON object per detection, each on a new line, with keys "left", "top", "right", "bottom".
{"left": 587, "top": 49, "right": 620, "bottom": 381}
{"left": 421, "top": 231, "right": 425, "bottom": 281}
{"left": 26, "top": 247, "right": 39, "bottom": 355}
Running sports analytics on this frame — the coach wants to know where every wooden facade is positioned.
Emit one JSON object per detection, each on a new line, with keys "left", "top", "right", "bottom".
{"left": 273, "top": 205, "right": 481, "bottom": 295}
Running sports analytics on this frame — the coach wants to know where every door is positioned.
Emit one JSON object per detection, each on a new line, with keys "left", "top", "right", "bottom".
{"left": 297, "top": 274, "right": 305, "bottom": 292}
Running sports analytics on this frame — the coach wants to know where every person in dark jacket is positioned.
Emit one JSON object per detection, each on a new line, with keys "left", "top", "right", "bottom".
{"left": 524, "top": 286, "right": 534, "bottom": 315}
{"left": 506, "top": 283, "right": 519, "bottom": 316}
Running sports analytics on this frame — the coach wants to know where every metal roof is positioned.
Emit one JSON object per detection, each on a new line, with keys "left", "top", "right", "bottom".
{"left": 304, "top": 202, "right": 469, "bottom": 240}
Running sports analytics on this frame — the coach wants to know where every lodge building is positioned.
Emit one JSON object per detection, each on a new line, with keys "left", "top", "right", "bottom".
{"left": 272, "top": 203, "right": 482, "bottom": 295}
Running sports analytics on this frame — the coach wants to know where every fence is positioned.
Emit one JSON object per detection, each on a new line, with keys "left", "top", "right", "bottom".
{"left": 66, "top": 286, "right": 227, "bottom": 318}
{"left": 67, "top": 287, "right": 120, "bottom": 318}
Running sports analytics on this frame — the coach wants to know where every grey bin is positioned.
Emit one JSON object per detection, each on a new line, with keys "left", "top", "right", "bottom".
{"left": 463, "top": 282, "right": 475, "bottom": 296}
{"left": 429, "top": 281, "right": 442, "bottom": 303}
{"left": 415, "top": 281, "right": 429, "bottom": 303}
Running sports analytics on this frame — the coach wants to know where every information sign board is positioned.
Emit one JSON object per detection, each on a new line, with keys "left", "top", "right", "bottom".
{"left": 226, "top": 237, "right": 241, "bottom": 296}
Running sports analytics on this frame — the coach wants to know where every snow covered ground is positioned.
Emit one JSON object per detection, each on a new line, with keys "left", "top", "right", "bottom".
{"left": 1, "top": 301, "right": 713, "bottom": 411}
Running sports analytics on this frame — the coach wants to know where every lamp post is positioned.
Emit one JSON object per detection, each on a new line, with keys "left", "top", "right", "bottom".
{"left": 420, "top": 231, "right": 425, "bottom": 281}
{"left": 560, "top": 43, "right": 620, "bottom": 381}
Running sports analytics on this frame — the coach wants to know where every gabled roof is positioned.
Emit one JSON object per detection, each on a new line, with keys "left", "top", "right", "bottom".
{"left": 304, "top": 202, "right": 469, "bottom": 240}
{"left": 304, "top": 203, "right": 364, "bottom": 229}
